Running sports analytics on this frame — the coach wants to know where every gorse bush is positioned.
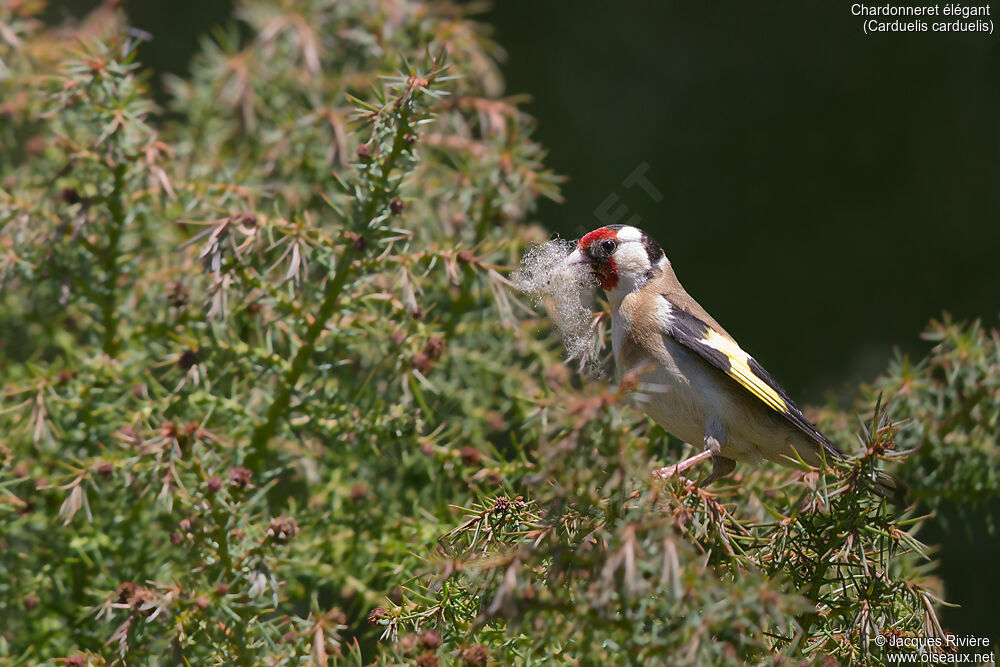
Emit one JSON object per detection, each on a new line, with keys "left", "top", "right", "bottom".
{"left": 0, "top": 1, "right": 996, "bottom": 665}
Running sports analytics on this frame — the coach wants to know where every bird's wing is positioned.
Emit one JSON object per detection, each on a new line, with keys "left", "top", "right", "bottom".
{"left": 659, "top": 296, "right": 842, "bottom": 458}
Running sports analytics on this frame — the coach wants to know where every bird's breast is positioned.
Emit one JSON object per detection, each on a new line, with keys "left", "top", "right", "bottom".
{"left": 611, "top": 309, "right": 706, "bottom": 446}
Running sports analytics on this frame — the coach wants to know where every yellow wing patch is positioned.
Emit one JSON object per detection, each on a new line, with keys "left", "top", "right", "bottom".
{"left": 701, "top": 329, "right": 789, "bottom": 415}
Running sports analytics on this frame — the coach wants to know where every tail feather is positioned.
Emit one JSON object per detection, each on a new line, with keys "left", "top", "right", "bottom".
{"left": 821, "top": 442, "right": 909, "bottom": 507}
{"left": 867, "top": 470, "right": 909, "bottom": 507}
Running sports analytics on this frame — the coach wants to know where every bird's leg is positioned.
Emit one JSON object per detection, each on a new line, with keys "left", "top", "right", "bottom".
{"left": 695, "top": 420, "right": 735, "bottom": 487}
{"left": 652, "top": 448, "right": 713, "bottom": 480}
{"left": 653, "top": 419, "right": 732, "bottom": 484}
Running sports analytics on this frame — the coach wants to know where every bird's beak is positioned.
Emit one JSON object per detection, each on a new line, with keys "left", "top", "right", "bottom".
{"left": 564, "top": 247, "right": 589, "bottom": 268}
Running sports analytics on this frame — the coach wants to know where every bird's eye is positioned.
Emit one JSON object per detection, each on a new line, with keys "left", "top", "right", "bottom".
{"left": 600, "top": 239, "right": 617, "bottom": 254}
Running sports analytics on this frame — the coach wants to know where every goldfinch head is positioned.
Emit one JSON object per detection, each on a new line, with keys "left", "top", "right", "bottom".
{"left": 566, "top": 225, "right": 666, "bottom": 292}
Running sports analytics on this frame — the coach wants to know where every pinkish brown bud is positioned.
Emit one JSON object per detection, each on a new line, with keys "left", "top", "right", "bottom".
{"left": 349, "top": 483, "right": 369, "bottom": 502}
{"left": 419, "top": 629, "right": 442, "bottom": 649}
{"left": 229, "top": 467, "right": 252, "bottom": 489}
{"left": 459, "top": 447, "right": 482, "bottom": 467}
{"left": 460, "top": 644, "right": 490, "bottom": 667}
{"left": 415, "top": 654, "right": 440, "bottom": 667}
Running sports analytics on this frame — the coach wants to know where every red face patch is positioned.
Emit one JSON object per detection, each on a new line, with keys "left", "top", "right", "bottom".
{"left": 578, "top": 227, "right": 620, "bottom": 290}
{"left": 594, "top": 258, "right": 618, "bottom": 290}
{"left": 578, "top": 227, "right": 619, "bottom": 248}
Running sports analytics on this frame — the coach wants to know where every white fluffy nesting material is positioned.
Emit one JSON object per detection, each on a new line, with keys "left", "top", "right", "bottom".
{"left": 513, "top": 239, "right": 599, "bottom": 369}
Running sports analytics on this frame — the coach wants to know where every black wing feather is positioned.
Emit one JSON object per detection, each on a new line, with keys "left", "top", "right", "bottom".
{"left": 663, "top": 303, "right": 844, "bottom": 460}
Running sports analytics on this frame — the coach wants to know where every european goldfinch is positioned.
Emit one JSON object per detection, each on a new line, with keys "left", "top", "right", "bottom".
{"left": 564, "top": 224, "right": 906, "bottom": 504}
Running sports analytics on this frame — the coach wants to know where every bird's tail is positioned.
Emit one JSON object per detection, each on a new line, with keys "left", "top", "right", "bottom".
{"left": 819, "top": 443, "right": 909, "bottom": 507}
{"left": 866, "top": 470, "right": 910, "bottom": 508}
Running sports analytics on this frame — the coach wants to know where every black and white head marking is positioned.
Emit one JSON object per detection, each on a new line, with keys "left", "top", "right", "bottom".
{"left": 606, "top": 225, "right": 667, "bottom": 291}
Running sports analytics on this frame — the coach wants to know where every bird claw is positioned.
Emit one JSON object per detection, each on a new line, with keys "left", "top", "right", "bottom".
{"left": 652, "top": 466, "right": 695, "bottom": 485}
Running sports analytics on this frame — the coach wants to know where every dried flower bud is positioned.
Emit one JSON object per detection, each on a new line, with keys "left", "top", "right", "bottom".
{"left": 404, "top": 132, "right": 417, "bottom": 145}
{"left": 368, "top": 607, "right": 388, "bottom": 624}
{"left": 96, "top": 461, "right": 113, "bottom": 477}
{"left": 412, "top": 352, "right": 433, "bottom": 375}
{"left": 64, "top": 655, "right": 86, "bottom": 667}
{"left": 206, "top": 477, "right": 223, "bottom": 494}
{"left": 492, "top": 496, "right": 511, "bottom": 515}
{"left": 356, "top": 143, "right": 372, "bottom": 160}
{"left": 352, "top": 234, "right": 368, "bottom": 252}
{"left": 457, "top": 250, "right": 476, "bottom": 264}
{"left": 61, "top": 188, "right": 81, "bottom": 205}
{"left": 178, "top": 518, "right": 192, "bottom": 533}
{"left": 266, "top": 515, "right": 299, "bottom": 543}
{"left": 389, "top": 198, "right": 405, "bottom": 215}
{"left": 423, "top": 337, "right": 445, "bottom": 360}
{"left": 399, "top": 633, "right": 418, "bottom": 656}
{"left": 415, "top": 653, "right": 439, "bottom": 667}
{"left": 170, "top": 532, "right": 183, "bottom": 546}
{"left": 177, "top": 350, "right": 198, "bottom": 371}
{"left": 460, "top": 644, "right": 490, "bottom": 667}
{"left": 239, "top": 212, "right": 257, "bottom": 227}
{"left": 459, "top": 447, "right": 482, "bottom": 467}
{"left": 117, "top": 582, "right": 138, "bottom": 604}
{"left": 195, "top": 595, "right": 210, "bottom": 610}
{"left": 229, "top": 466, "right": 252, "bottom": 489}
{"left": 348, "top": 483, "right": 369, "bottom": 502}
{"left": 283, "top": 630, "right": 298, "bottom": 643}
{"left": 391, "top": 330, "right": 406, "bottom": 346}
{"left": 215, "top": 582, "right": 230, "bottom": 596}
{"left": 419, "top": 629, "right": 442, "bottom": 650}
{"left": 23, "top": 594, "right": 39, "bottom": 611}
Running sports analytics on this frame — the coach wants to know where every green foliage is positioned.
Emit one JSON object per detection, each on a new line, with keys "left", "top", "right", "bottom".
{"left": 871, "top": 316, "right": 1000, "bottom": 524}
{"left": 0, "top": 1, "right": 995, "bottom": 665}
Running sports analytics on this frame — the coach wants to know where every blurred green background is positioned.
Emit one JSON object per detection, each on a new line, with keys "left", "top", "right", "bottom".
{"left": 38, "top": 0, "right": 1000, "bottom": 645}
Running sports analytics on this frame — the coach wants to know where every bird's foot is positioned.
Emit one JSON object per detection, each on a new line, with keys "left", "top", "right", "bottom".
{"left": 698, "top": 455, "right": 737, "bottom": 487}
